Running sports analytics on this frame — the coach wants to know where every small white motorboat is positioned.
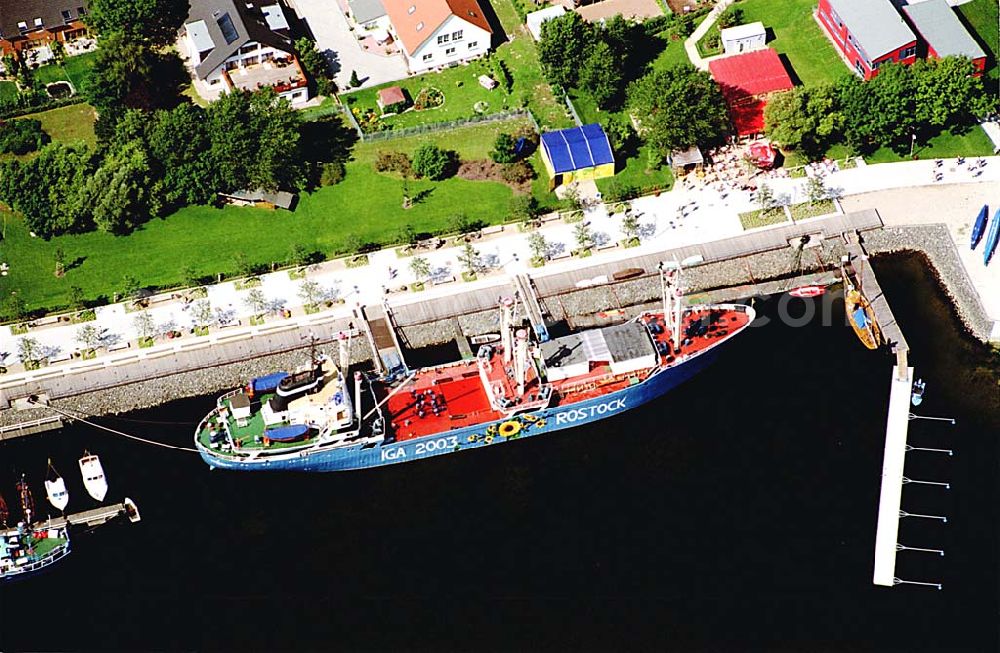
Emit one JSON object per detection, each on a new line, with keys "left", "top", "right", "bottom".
{"left": 79, "top": 451, "right": 108, "bottom": 502}
{"left": 45, "top": 461, "right": 69, "bottom": 512}
{"left": 911, "top": 379, "right": 926, "bottom": 407}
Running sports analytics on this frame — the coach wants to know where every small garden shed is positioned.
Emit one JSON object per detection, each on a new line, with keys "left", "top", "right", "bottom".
{"left": 539, "top": 124, "right": 615, "bottom": 189}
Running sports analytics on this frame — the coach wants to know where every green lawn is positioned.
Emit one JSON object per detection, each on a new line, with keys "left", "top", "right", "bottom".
{"left": 0, "top": 118, "right": 556, "bottom": 314}
{"left": 957, "top": 0, "right": 999, "bottom": 81}
{"left": 15, "top": 103, "right": 97, "bottom": 148}
{"left": 650, "top": 31, "right": 693, "bottom": 71}
{"left": 342, "top": 0, "right": 571, "bottom": 131}
{"left": 0, "top": 80, "right": 18, "bottom": 102}
{"left": 729, "top": 0, "right": 849, "bottom": 86}
{"left": 864, "top": 126, "right": 996, "bottom": 163}
{"left": 33, "top": 51, "right": 98, "bottom": 93}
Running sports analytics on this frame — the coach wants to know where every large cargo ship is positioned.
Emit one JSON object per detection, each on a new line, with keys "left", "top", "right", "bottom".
{"left": 195, "top": 264, "right": 755, "bottom": 472}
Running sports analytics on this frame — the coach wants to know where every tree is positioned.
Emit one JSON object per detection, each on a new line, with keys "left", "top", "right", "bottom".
{"left": 350, "top": 70, "right": 361, "bottom": 88}
{"left": 181, "top": 264, "right": 200, "bottom": 288}
{"left": 490, "top": 133, "right": 519, "bottom": 163}
{"left": 412, "top": 144, "right": 454, "bottom": 180}
{"left": 54, "top": 247, "right": 66, "bottom": 277}
{"left": 121, "top": 274, "right": 140, "bottom": 300}
{"left": 3, "top": 293, "right": 27, "bottom": 322}
{"left": 621, "top": 211, "right": 640, "bottom": 244}
{"left": 295, "top": 37, "right": 335, "bottom": 96}
{"left": 409, "top": 256, "right": 431, "bottom": 280}
{"left": 756, "top": 183, "right": 775, "bottom": 213}
{"left": 578, "top": 40, "right": 625, "bottom": 109}
{"left": 87, "top": 33, "right": 186, "bottom": 138}
{"left": 81, "top": 141, "right": 152, "bottom": 235}
{"left": 912, "top": 56, "right": 994, "bottom": 131}
{"left": 17, "top": 336, "right": 41, "bottom": 365}
{"left": 144, "top": 104, "right": 216, "bottom": 211}
{"left": 133, "top": 310, "right": 155, "bottom": 341}
{"left": 627, "top": 66, "right": 729, "bottom": 157}
{"left": 537, "top": 12, "right": 594, "bottom": 88}
{"left": 764, "top": 85, "right": 843, "bottom": 159}
{"left": 574, "top": 222, "right": 593, "bottom": 252}
{"left": 0, "top": 144, "right": 95, "bottom": 238}
{"left": 86, "top": 0, "right": 189, "bottom": 45}
{"left": 0, "top": 119, "right": 50, "bottom": 155}
{"left": 288, "top": 243, "right": 310, "bottom": 267}
{"left": 510, "top": 195, "right": 540, "bottom": 224}
{"left": 806, "top": 176, "right": 828, "bottom": 205}
{"left": 192, "top": 300, "right": 214, "bottom": 328}
{"left": 244, "top": 289, "right": 268, "bottom": 316}
{"left": 76, "top": 324, "right": 101, "bottom": 352}
{"left": 527, "top": 231, "right": 548, "bottom": 265}
{"left": 457, "top": 242, "right": 479, "bottom": 277}
{"left": 69, "top": 285, "right": 86, "bottom": 310}
{"left": 717, "top": 5, "right": 744, "bottom": 28}
{"left": 397, "top": 224, "right": 418, "bottom": 247}
{"left": 298, "top": 280, "right": 323, "bottom": 308}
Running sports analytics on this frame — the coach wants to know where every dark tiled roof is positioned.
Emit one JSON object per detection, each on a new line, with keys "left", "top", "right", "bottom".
{"left": 0, "top": 0, "right": 88, "bottom": 40}
{"left": 185, "top": 0, "right": 294, "bottom": 79}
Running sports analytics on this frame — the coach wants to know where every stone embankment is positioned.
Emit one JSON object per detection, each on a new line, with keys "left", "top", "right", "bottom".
{"left": 863, "top": 225, "right": 995, "bottom": 341}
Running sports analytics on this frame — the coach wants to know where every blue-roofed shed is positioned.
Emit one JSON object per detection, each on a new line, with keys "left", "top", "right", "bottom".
{"left": 539, "top": 124, "right": 615, "bottom": 187}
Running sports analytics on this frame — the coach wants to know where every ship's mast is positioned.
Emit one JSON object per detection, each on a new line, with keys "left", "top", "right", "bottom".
{"left": 499, "top": 297, "right": 515, "bottom": 363}
{"left": 660, "top": 256, "right": 704, "bottom": 351}
{"left": 17, "top": 474, "right": 33, "bottom": 525}
{"left": 514, "top": 328, "right": 529, "bottom": 396}
{"left": 339, "top": 331, "right": 350, "bottom": 372}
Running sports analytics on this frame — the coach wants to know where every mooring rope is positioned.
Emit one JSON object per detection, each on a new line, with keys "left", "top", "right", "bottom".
{"left": 27, "top": 400, "right": 200, "bottom": 454}
{"left": 37, "top": 402, "right": 198, "bottom": 427}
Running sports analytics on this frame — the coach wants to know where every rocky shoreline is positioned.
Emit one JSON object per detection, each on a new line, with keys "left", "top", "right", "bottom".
{"left": 2, "top": 226, "right": 991, "bottom": 429}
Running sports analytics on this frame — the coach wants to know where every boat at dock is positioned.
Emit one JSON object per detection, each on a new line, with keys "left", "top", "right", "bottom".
{"left": 44, "top": 461, "right": 69, "bottom": 512}
{"left": 2, "top": 476, "right": 70, "bottom": 581}
{"left": 79, "top": 451, "right": 108, "bottom": 502}
{"left": 842, "top": 264, "right": 882, "bottom": 350}
{"left": 970, "top": 205, "right": 988, "bottom": 249}
{"left": 194, "top": 263, "right": 756, "bottom": 472}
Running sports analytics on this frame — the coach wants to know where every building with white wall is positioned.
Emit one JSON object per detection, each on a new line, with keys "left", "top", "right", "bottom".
{"left": 181, "top": 0, "right": 310, "bottom": 106}
{"left": 382, "top": 0, "right": 492, "bottom": 74}
{"left": 720, "top": 21, "right": 766, "bottom": 55}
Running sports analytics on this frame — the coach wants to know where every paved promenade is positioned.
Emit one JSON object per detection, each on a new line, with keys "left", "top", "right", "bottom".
{"left": 1, "top": 156, "right": 998, "bottom": 379}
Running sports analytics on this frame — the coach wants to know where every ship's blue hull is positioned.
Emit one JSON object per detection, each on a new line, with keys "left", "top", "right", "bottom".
{"left": 199, "top": 343, "right": 725, "bottom": 473}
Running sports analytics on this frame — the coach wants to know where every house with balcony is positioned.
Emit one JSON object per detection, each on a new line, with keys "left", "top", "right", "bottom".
{"left": 816, "top": 0, "right": 917, "bottom": 80}
{"left": 180, "top": 0, "right": 309, "bottom": 106}
{"left": 0, "top": 0, "right": 90, "bottom": 57}
{"left": 382, "top": 0, "right": 492, "bottom": 74}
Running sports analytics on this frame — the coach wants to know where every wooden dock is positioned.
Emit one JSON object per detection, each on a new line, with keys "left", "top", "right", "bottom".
{"left": 845, "top": 240, "right": 909, "bottom": 355}
{"left": 0, "top": 416, "right": 64, "bottom": 441}
{"left": 4, "top": 499, "right": 141, "bottom": 536}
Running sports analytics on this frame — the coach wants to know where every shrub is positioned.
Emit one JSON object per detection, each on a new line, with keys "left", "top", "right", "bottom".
{"left": 500, "top": 160, "right": 535, "bottom": 184}
{"left": 510, "top": 194, "right": 539, "bottom": 223}
{"left": 320, "top": 161, "right": 346, "bottom": 186}
{"left": 717, "top": 6, "right": 744, "bottom": 29}
{"left": 603, "top": 180, "right": 638, "bottom": 202}
{"left": 412, "top": 144, "right": 455, "bottom": 180}
{"left": 0, "top": 119, "right": 49, "bottom": 155}
{"left": 374, "top": 150, "right": 413, "bottom": 176}
{"left": 490, "top": 132, "right": 519, "bottom": 163}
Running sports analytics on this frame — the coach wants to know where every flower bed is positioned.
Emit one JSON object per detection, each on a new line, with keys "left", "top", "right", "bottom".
{"left": 413, "top": 87, "right": 444, "bottom": 111}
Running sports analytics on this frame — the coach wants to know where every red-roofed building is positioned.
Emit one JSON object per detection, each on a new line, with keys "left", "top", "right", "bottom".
{"left": 383, "top": 0, "right": 492, "bottom": 74}
{"left": 708, "top": 48, "right": 794, "bottom": 137}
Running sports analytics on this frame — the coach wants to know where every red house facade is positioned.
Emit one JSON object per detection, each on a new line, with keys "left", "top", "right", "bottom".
{"left": 902, "top": 0, "right": 987, "bottom": 77}
{"left": 816, "top": 0, "right": 917, "bottom": 80}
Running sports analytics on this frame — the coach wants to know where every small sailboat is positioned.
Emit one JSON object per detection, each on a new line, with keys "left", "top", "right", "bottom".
{"left": 911, "top": 379, "right": 926, "bottom": 407}
{"left": 970, "top": 205, "right": 989, "bottom": 249}
{"left": 842, "top": 264, "right": 881, "bottom": 350}
{"left": 44, "top": 461, "right": 69, "bottom": 512}
{"left": 983, "top": 208, "right": 1000, "bottom": 266}
{"left": 79, "top": 451, "right": 108, "bottom": 502}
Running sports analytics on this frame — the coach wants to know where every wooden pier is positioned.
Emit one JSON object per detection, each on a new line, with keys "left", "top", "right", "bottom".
{"left": 0, "top": 416, "right": 64, "bottom": 441}
{"left": 844, "top": 239, "right": 910, "bottom": 376}
{"left": 4, "top": 499, "right": 141, "bottom": 536}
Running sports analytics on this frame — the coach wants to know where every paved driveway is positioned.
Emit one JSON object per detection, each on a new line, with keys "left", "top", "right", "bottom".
{"left": 286, "top": 0, "right": 409, "bottom": 90}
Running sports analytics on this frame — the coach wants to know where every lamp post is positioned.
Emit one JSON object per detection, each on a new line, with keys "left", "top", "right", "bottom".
{"left": 909, "top": 132, "right": 917, "bottom": 158}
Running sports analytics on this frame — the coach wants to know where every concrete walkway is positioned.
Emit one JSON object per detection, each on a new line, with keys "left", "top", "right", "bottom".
{"left": 286, "top": 0, "right": 408, "bottom": 90}
{"left": 2, "top": 157, "right": 999, "bottom": 378}
{"left": 684, "top": 0, "right": 735, "bottom": 71}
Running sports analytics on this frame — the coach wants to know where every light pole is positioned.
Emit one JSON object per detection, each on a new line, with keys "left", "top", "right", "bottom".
{"left": 909, "top": 132, "right": 917, "bottom": 158}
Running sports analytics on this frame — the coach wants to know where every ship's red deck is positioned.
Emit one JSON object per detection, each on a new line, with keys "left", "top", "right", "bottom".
{"left": 384, "top": 308, "right": 751, "bottom": 441}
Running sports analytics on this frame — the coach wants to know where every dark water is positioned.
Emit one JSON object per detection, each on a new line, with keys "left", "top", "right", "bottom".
{"left": 1, "top": 254, "right": 997, "bottom": 651}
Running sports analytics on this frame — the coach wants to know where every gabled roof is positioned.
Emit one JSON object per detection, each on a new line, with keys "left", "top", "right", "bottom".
{"left": 525, "top": 5, "right": 566, "bottom": 41}
{"left": 708, "top": 48, "right": 794, "bottom": 100}
{"left": 382, "top": 0, "right": 491, "bottom": 55}
{"left": 826, "top": 0, "right": 916, "bottom": 59}
{"left": 902, "top": 0, "right": 986, "bottom": 61}
{"left": 0, "top": 0, "right": 88, "bottom": 40}
{"left": 185, "top": 0, "right": 296, "bottom": 79}
{"left": 540, "top": 124, "right": 614, "bottom": 174}
{"left": 720, "top": 21, "right": 765, "bottom": 42}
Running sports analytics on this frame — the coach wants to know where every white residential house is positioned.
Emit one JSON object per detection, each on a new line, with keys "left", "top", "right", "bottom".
{"left": 348, "top": 0, "right": 391, "bottom": 32}
{"left": 382, "top": 0, "right": 492, "bottom": 74}
{"left": 181, "top": 0, "right": 310, "bottom": 106}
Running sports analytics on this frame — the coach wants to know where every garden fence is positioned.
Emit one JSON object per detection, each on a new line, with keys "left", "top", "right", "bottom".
{"left": 358, "top": 109, "right": 532, "bottom": 142}
{"left": 564, "top": 96, "right": 583, "bottom": 127}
